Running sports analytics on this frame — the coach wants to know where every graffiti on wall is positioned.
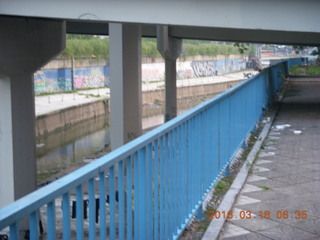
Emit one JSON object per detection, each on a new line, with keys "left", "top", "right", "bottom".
{"left": 34, "top": 71, "right": 59, "bottom": 93}
{"left": 73, "top": 67, "right": 107, "bottom": 89}
{"left": 142, "top": 63, "right": 165, "bottom": 81}
{"left": 34, "top": 66, "right": 109, "bottom": 93}
{"left": 191, "top": 60, "right": 217, "bottom": 77}
{"left": 34, "top": 57, "right": 247, "bottom": 93}
{"left": 190, "top": 58, "right": 246, "bottom": 77}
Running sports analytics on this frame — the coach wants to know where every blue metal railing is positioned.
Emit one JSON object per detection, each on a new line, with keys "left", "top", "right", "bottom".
{"left": 0, "top": 61, "right": 290, "bottom": 240}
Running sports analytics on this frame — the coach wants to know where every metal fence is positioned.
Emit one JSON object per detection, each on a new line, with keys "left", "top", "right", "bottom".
{"left": 0, "top": 61, "right": 292, "bottom": 240}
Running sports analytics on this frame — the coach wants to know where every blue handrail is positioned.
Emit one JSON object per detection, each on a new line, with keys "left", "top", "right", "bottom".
{"left": 0, "top": 60, "right": 295, "bottom": 240}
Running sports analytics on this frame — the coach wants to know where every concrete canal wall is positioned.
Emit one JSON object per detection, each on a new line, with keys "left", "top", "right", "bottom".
{"left": 35, "top": 79, "right": 242, "bottom": 136}
{"left": 36, "top": 100, "right": 108, "bottom": 136}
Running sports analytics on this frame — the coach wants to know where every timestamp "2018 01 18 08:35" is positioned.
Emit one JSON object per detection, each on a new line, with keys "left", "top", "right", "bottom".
{"left": 208, "top": 210, "right": 308, "bottom": 220}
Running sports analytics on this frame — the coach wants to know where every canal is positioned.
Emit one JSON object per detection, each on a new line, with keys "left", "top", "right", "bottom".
{"left": 36, "top": 93, "right": 217, "bottom": 185}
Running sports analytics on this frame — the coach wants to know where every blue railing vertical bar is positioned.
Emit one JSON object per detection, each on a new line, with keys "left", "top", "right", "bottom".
{"left": 118, "top": 161, "right": 125, "bottom": 240}
{"left": 0, "top": 61, "right": 293, "bottom": 240}
{"left": 99, "top": 172, "right": 106, "bottom": 240}
{"left": 62, "top": 193, "right": 70, "bottom": 240}
{"left": 109, "top": 166, "right": 116, "bottom": 240}
{"left": 88, "top": 178, "right": 95, "bottom": 240}
{"left": 47, "top": 200, "right": 56, "bottom": 240}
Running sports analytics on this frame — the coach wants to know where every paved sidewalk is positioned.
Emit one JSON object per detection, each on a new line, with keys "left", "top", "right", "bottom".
{"left": 218, "top": 77, "right": 320, "bottom": 239}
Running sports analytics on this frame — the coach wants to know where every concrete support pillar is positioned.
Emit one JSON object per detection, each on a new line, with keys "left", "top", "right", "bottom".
{"left": 0, "top": 74, "right": 36, "bottom": 206}
{"left": 110, "top": 23, "right": 142, "bottom": 149}
{"left": 157, "top": 26, "right": 182, "bottom": 122}
{"left": 0, "top": 16, "right": 65, "bottom": 208}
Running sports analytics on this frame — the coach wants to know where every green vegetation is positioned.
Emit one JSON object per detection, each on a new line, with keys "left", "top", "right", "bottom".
{"left": 61, "top": 35, "right": 255, "bottom": 60}
{"left": 195, "top": 206, "right": 217, "bottom": 232}
{"left": 37, "top": 170, "right": 59, "bottom": 183}
{"left": 182, "top": 40, "right": 249, "bottom": 57}
{"left": 290, "top": 66, "right": 320, "bottom": 76}
{"left": 259, "top": 185, "right": 272, "bottom": 190}
{"left": 62, "top": 35, "right": 109, "bottom": 59}
{"left": 214, "top": 176, "right": 234, "bottom": 196}
{"left": 306, "top": 66, "right": 320, "bottom": 75}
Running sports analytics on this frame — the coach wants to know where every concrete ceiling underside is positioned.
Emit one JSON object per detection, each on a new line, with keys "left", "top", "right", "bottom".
{"left": 66, "top": 21, "right": 320, "bottom": 46}
{"left": 1, "top": 0, "right": 320, "bottom": 46}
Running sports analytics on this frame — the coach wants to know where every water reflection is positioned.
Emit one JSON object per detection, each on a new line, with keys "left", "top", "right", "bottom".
{"left": 36, "top": 93, "right": 216, "bottom": 183}
{"left": 36, "top": 116, "right": 110, "bottom": 182}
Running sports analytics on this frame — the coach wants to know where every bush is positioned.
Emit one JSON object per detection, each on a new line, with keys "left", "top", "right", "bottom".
{"left": 61, "top": 35, "right": 250, "bottom": 59}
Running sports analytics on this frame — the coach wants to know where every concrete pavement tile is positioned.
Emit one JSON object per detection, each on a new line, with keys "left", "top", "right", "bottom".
{"left": 304, "top": 171, "right": 320, "bottom": 180}
{"left": 268, "top": 136, "right": 281, "bottom": 141}
{"left": 235, "top": 196, "right": 261, "bottom": 206}
{"left": 220, "top": 233, "right": 271, "bottom": 240}
{"left": 259, "top": 152, "right": 276, "bottom": 158}
{"left": 247, "top": 178, "right": 290, "bottom": 189}
{"left": 303, "top": 163, "right": 320, "bottom": 171}
{"left": 257, "top": 224, "right": 318, "bottom": 240}
{"left": 255, "top": 160, "right": 273, "bottom": 165}
{"left": 219, "top": 223, "right": 250, "bottom": 239}
{"left": 228, "top": 218, "right": 280, "bottom": 232}
{"left": 246, "top": 175, "right": 268, "bottom": 182}
{"left": 273, "top": 181, "right": 320, "bottom": 197}
{"left": 271, "top": 174, "right": 314, "bottom": 185}
{"left": 253, "top": 167, "right": 270, "bottom": 173}
{"left": 291, "top": 219, "right": 320, "bottom": 236}
{"left": 238, "top": 197, "right": 299, "bottom": 212}
{"left": 269, "top": 131, "right": 281, "bottom": 135}
{"left": 301, "top": 202, "right": 320, "bottom": 220}
{"left": 253, "top": 170, "right": 285, "bottom": 179}
{"left": 241, "top": 184, "right": 263, "bottom": 193}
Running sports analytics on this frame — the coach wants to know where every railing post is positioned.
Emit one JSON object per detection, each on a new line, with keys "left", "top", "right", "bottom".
{"left": 195, "top": 205, "right": 205, "bottom": 221}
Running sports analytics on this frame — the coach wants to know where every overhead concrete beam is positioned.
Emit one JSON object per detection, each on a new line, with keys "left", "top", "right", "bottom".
{"left": 65, "top": 22, "right": 320, "bottom": 46}
{"left": 0, "top": 16, "right": 66, "bottom": 75}
{"left": 1, "top": 0, "right": 320, "bottom": 34}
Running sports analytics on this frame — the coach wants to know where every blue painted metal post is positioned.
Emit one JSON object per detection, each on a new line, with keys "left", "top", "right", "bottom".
{"left": 88, "top": 178, "right": 95, "bottom": 240}
{"left": 10, "top": 222, "right": 19, "bottom": 240}
{"left": 118, "top": 161, "right": 124, "bottom": 240}
{"left": 62, "top": 193, "right": 70, "bottom": 240}
{"left": 47, "top": 201, "right": 56, "bottom": 240}
{"left": 76, "top": 185, "right": 84, "bottom": 240}
{"left": 30, "top": 211, "right": 39, "bottom": 240}
{"left": 126, "top": 157, "right": 132, "bottom": 240}
{"left": 99, "top": 172, "right": 106, "bottom": 240}
{"left": 109, "top": 166, "right": 116, "bottom": 240}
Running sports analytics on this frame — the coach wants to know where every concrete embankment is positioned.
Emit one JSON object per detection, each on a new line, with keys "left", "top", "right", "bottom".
{"left": 36, "top": 100, "right": 108, "bottom": 136}
{"left": 35, "top": 71, "right": 254, "bottom": 136}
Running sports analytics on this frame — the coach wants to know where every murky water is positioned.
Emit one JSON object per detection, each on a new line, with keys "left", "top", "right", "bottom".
{"left": 36, "top": 116, "right": 110, "bottom": 183}
{"left": 36, "top": 93, "right": 216, "bottom": 184}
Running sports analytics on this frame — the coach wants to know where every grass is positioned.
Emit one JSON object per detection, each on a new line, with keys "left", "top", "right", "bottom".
{"left": 290, "top": 65, "right": 320, "bottom": 76}
{"left": 37, "top": 170, "right": 59, "bottom": 183}
{"left": 289, "top": 66, "right": 305, "bottom": 75}
{"left": 259, "top": 185, "right": 272, "bottom": 190}
{"left": 195, "top": 206, "right": 217, "bottom": 232}
{"left": 306, "top": 66, "right": 320, "bottom": 75}
{"left": 214, "top": 176, "right": 234, "bottom": 195}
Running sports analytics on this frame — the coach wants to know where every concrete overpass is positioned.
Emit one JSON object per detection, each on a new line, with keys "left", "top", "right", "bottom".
{"left": 1, "top": 1, "right": 320, "bottom": 45}
{"left": 0, "top": 0, "right": 319, "bottom": 212}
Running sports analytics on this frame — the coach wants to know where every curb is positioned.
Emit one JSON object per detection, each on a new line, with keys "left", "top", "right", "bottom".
{"left": 201, "top": 92, "right": 284, "bottom": 240}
